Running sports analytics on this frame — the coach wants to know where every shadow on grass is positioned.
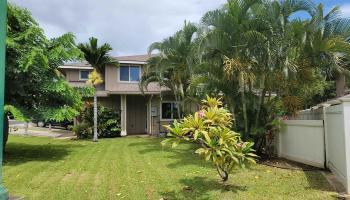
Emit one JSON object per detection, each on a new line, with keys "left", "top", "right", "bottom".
{"left": 4, "top": 142, "right": 83, "bottom": 166}
{"left": 128, "top": 138, "right": 208, "bottom": 169}
{"left": 303, "top": 170, "right": 335, "bottom": 192}
{"left": 159, "top": 176, "right": 247, "bottom": 200}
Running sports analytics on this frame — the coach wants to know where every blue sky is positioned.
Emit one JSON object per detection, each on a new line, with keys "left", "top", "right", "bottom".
{"left": 9, "top": 0, "right": 350, "bottom": 55}
{"left": 292, "top": 0, "right": 350, "bottom": 18}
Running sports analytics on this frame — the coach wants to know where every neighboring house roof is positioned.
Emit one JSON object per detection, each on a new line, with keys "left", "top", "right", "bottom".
{"left": 114, "top": 54, "right": 152, "bottom": 63}
{"left": 59, "top": 54, "right": 154, "bottom": 69}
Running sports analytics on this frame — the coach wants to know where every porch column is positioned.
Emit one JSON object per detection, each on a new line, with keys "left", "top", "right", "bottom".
{"left": 120, "top": 95, "right": 127, "bottom": 136}
{"left": 147, "top": 96, "right": 152, "bottom": 135}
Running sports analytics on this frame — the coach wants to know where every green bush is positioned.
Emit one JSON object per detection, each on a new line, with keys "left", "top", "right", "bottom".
{"left": 162, "top": 96, "right": 257, "bottom": 182}
{"left": 72, "top": 123, "right": 92, "bottom": 139}
{"left": 73, "top": 103, "right": 121, "bottom": 138}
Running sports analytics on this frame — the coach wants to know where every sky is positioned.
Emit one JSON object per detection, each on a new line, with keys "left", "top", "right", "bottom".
{"left": 9, "top": 0, "right": 350, "bottom": 56}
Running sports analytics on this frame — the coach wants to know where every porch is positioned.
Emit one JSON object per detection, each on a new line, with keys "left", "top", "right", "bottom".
{"left": 98, "top": 94, "right": 173, "bottom": 136}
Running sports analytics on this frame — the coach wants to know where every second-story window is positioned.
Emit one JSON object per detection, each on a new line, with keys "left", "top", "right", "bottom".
{"left": 119, "top": 66, "right": 140, "bottom": 82}
{"left": 79, "top": 70, "right": 90, "bottom": 81}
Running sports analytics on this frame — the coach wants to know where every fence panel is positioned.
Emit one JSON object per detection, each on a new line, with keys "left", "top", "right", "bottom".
{"left": 278, "top": 120, "right": 325, "bottom": 168}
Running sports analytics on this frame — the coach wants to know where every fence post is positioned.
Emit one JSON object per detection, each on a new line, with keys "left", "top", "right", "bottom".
{"left": 341, "top": 99, "right": 350, "bottom": 193}
{"left": 0, "top": 0, "right": 9, "bottom": 199}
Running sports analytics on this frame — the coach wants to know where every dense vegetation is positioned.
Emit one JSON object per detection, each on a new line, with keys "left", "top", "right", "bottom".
{"left": 142, "top": 0, "right": 350, "bottom": 155}
{"left": 5, "top": 4, "right": 85, "bottom": 122}
{"left": 73, "top": 104, "right": 121, "bottom": 139}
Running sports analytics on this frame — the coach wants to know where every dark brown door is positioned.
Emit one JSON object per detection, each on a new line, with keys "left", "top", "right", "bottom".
{"left": 127, "top": 96, "right": 147, "bottom": 134}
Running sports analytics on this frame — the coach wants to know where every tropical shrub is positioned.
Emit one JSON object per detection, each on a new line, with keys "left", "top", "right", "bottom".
{"left": 72, "top": 123, "right": 92, "bottom": 139}
{"left": 162, "top": 96, "right": 257, "bottom": 182}
{"left": 73, "top": 103, "right": 121, "bottom": 138}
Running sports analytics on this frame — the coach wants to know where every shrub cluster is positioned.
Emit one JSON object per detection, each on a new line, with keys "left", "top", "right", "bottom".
{"left": 73, "top": 103, "right": 121, "bottom": 139}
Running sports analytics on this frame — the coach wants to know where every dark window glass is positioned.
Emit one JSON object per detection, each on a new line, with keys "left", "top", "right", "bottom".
{"left": 120, "top": 66, "right": 129, "bottom": 81}
{"left": 162, "top": 103, "right": 172, "bottom": 119}
{"left": 130, "top": 66, "right": 140, "bottom": 81}
{"left": 80, "top": 70, "right": 89, "bottom": 80}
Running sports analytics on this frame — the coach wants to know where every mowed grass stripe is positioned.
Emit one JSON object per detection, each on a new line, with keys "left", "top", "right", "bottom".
{"left": 3, "top": 135, "right": 336, "bottom": 200}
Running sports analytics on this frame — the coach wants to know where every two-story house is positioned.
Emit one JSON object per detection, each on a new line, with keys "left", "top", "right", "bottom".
{"left": 58, "top": 54, "right": 178, "bottom": 136}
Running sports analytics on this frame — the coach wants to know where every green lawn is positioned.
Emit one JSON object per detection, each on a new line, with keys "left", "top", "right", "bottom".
{"left": 3, "top": 136, "right": 336, "bottom": 200}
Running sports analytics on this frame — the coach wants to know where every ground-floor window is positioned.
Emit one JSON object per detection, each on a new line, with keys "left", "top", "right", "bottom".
{"left": 161, "top": 102, "right": 179, "bottom": 120}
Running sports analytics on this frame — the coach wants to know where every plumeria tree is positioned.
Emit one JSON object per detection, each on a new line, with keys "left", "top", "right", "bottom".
{"left": 162, "top": 96, "right": 256, "bottom": 182}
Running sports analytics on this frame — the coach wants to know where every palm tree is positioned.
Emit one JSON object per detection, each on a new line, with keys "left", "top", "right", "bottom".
{"left": 78, "top": 37, "right": 118, "bottom": 142}
{"left": 141, "top": 21, "right": 198, "bottom": 117}
{"left": 194, "top": 0, "right": 315, "bottom": 138}
{"left": 304, "top": 4, "right": 350, "bottom": 97}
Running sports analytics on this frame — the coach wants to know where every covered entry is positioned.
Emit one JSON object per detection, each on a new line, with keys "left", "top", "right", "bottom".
{"left": 126, "top": 95, "right": 147, "bottom": 134}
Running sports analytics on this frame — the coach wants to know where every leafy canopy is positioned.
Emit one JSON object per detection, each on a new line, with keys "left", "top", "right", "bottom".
{"left": 6, "top": 3, "right": 85, "bottom": 122}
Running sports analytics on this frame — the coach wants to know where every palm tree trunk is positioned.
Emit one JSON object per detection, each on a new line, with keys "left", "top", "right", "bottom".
{"left": 336, "top": 74, "right": 347, "bottom": 97}
{"left": 241, "top": 90, "right": 248, "bottom": 138}
{"left": 93, "top": 92, "right": 98, "bottom": 142}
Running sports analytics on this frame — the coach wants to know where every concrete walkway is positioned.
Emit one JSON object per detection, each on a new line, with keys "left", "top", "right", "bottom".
{"left": 10, "top": 127, "right": 75, "bottom": 139}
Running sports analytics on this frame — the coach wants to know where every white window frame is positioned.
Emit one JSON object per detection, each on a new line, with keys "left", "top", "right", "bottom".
{"left": 118, "top": 65, "right": 141, "bottom": 83}
{"left": 160, "top": 101, "right": 179, "bottom": 121}
{"left": 79, "top": 70, "right": 90, "bottom": 81}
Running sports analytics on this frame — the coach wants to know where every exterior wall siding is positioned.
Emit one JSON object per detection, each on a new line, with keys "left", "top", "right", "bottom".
{"left": 105, "top": 65, "right": 162, "bottom": 94}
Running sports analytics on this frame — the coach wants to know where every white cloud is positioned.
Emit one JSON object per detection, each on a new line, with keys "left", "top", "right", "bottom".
{"left": 9, "top": 0, "right": 226, "bottom": 55}
{"left": 340, "top": 4, "right": 350, "bottom": 18}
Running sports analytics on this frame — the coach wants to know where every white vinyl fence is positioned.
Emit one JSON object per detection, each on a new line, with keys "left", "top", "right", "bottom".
{"left": 277, "top": 97, "right": 350, "bottom": 193}
{"left": 277, "top": 120, "right": 325, "bottom": 168}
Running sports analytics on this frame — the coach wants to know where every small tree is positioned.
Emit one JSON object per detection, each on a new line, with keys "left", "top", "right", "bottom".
{"left": 78, "top": 37, "right": 118, "bottom": 142}
{"left": 162, "top": 96, "right": 257, "bottom": 182}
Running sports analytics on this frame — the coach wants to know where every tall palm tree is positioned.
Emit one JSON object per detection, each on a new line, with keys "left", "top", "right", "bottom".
{"left": 194, "top": 0, "right": 315, "bottom": 137}
{"left": 304, "top": 4, "right": 350, "bottom": 97}
{"left": 78, "top": 37, "right": 118, "bottom": 142}
{"left": 141, "top": 21, "right": 198, "bottom": 117}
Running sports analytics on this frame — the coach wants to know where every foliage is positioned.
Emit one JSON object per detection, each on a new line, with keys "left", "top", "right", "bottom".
{"left": 5, "top": 3, "right": 83, "bottom": 122}
{"left": 77, "top": 36, "right": 119, "bottom": 141}
{"left": 87, "top": 69, "right": 103, "bottom": 86}
{"left": 77, "top": 37, "right": 119, "bottom": 73}
{"left": 147, "top": 0, "right": 350, "bottom": 156}
{"left": 72, "top": 122, "right": 92, "bottom": 139}
{"left": 74, "top": 103, "right": 121, "bottom": 138}
{"left": 141, "top": 21, "right": 199, "bottom": 118}
{"left": 162, "top": 96, "right": 256, "bottom": 182}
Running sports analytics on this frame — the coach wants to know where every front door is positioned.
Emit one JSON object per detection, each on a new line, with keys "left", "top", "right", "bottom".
{"left": 126, "top": 95, "right": 147, "bottom": 134}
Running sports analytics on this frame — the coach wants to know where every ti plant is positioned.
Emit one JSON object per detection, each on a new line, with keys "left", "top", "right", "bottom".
{"left": 162, "top": 96, "right": 257, "bottom": 182}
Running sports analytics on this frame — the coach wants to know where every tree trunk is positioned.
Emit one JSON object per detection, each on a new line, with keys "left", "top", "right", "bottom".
{"left": 241, "top": 90, "right": 248, "bottom": 139}
{"left": 336, "top": 74, "right": 347, "bottom": 97}
{"left": 216, "top": 166, "right": 229, "bottom": 182}
{"left": 93, "top": 93, "right": 98, "bottom": 142}
{"left": 255, "top": 88, "right": 266, "bottom": 129}
{"left": 3, "top": 115, "right": 8, "bottom": 153}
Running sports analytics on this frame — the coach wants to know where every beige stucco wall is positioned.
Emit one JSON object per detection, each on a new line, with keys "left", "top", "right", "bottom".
{"left": 105, "top": 65, "right": 162, "bottom": 94}
{"left": 61, "top": 69, "right": 92, "bottom": 82}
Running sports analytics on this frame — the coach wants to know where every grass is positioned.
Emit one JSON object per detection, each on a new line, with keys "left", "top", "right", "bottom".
{"left": 3, "top": 135, "right": 337, "bottom": 200}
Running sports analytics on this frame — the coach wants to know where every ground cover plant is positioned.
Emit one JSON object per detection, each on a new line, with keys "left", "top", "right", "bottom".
{"left": 3, "top": 136, "right": 336, "bottom": 200}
